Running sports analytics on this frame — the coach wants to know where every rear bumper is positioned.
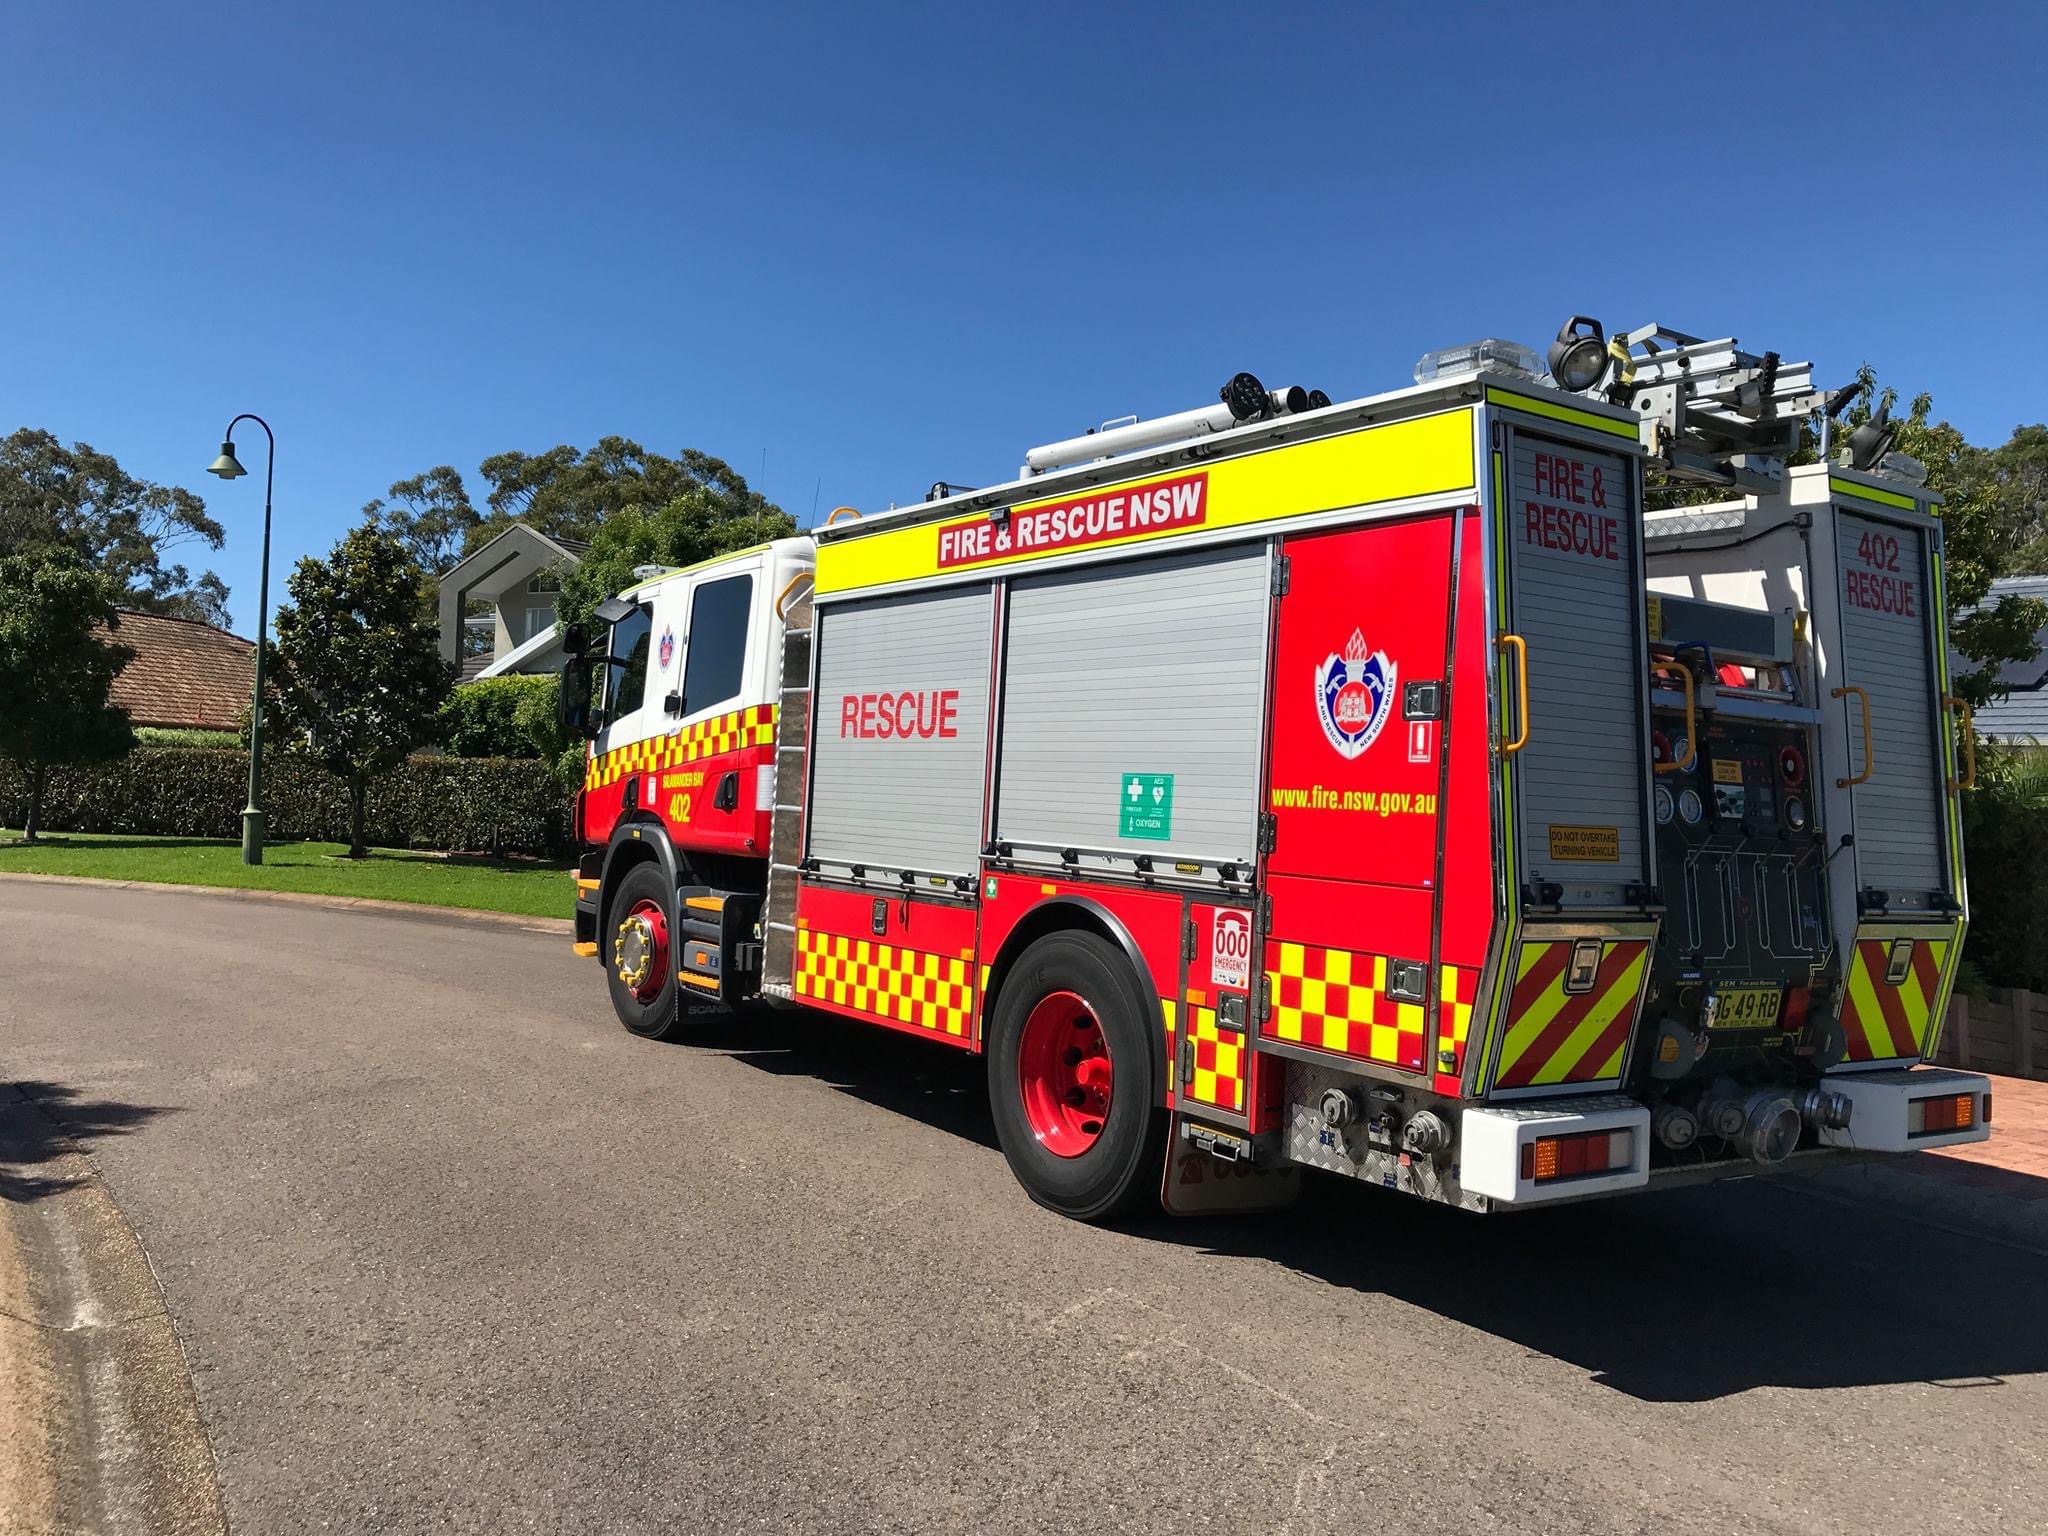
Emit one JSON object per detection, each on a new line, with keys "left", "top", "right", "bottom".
{"left": 1460, "top": 1097, "right": 1651, "bottom": 1205}
{"left": 1816, "top": 1066, "right": 1992, "bottom": 1153}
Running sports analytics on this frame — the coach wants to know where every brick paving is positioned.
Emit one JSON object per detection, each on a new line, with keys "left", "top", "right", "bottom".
{"left": 1926, "top": 1072, "right": 2048, "bottom": 1188}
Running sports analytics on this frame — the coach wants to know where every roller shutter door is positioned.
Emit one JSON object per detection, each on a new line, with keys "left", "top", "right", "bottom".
{"left": 997, "top": 543, "right": 1268, "bottom": 864}
{"left": 1835, "top": 513, "right": 1946, "bottom": 906}
{"left": 806, "top": 584, "right": 993, "bottom": 879}
{"left": 1508, "top": 434, "right": 1649, "bottom": 903}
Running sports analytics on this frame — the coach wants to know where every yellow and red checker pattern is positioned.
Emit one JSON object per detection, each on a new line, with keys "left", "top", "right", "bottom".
{"left": 1432, "top": 963, "right": 1479, "bottom": 1090}
{"left": 583, "top": 704, "right": 777, "bottom": 792}
{"left": 1840, "top": 931, "right": 1953, "bottom": 1062}
{"left": 1263, "top": 942, "right": 1428, "bottom": 1073}
{"left": 1182, "top": 995, "right": 1245, "bottom": 1113}
{"left": 1490, "top": 939, "right": 1649, "bottom": 1091}
{"left": 794, "top": 926, "right": 974, "bottom": 1039}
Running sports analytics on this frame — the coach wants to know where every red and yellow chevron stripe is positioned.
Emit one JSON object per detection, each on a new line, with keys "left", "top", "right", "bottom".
{"left": 1490, "top": 938, "right": 1649, "bottom": 1092}
{"left": 1841, "top": 927, "right": 1955, "bottom": 1063}
{"left": 583, "top": 704, "right": 777, "bottom": 791}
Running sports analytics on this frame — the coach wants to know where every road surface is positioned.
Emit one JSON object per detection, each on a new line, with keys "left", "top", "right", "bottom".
{"left": 3, "top": 879, "right": 2045, "bottom": 1534}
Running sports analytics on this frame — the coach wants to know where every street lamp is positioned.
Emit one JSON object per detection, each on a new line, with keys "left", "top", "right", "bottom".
{"left": 206, "top": 414, "right": 275, "bottom": 865}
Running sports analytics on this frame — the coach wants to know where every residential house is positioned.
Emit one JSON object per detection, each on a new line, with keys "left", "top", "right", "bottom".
{"left": 1967, "top": 575, "right": 2048, "bottom": 741}
{"left": 104, "top": 610, "right": 255, "bottom": 730}
{"left": 435, "top": 524, "right": 585, "bottom": 680}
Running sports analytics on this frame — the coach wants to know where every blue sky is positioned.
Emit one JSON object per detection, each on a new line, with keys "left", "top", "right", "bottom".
{"left": 4, "top": 1, "right": 2044, "bottom": 633}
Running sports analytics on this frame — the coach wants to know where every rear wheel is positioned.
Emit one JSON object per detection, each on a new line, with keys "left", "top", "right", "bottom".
{"left": 605, "top": 862, "right": 691, "bottom": 1042}
{"left": 988, "top": 931, "right": 1165, "bottom": 1222}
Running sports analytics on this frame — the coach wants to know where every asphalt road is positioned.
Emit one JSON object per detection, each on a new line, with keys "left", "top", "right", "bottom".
{"left": 4, "top": 879, "right": 2046, "bottom": 1535}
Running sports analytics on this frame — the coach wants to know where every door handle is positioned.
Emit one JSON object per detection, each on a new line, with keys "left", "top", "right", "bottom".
{"left": 1495, "top": 632, "right": 1530, "bottom": 754}
{"left": 1832, "top": 685, "right": 1874, "bottom": 788}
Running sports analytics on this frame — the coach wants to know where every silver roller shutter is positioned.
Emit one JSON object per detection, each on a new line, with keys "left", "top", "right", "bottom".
{"left": 1835, "top": 513, "right": 1945, "bottom": 905}
{"left": 806, "top": 584, "right": 993, "bottom": 878}
{"left": 1508, "top": 434, "right": 1647, "bottom": 900}
{"left": 997, "top": 542, "right": 1268, "bottom": 864}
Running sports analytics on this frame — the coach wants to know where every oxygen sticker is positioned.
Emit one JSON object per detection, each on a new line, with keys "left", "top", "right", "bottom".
{"left": 1119, "top": 772, "right": 1174, "bottom": 841}
{"left": 1315, "top": 629, "right": 1396, "bottom": 760}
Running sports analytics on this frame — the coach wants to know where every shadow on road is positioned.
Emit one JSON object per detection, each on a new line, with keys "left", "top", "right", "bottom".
{"left": 703, "top": 1002, "right": 2048, "bottom": 1403}
{"left": 0, "top": 1080, "right": 173, "bottom": 1203}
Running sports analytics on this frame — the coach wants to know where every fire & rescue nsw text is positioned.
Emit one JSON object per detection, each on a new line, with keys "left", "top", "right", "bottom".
{"left": 936, "top": 471, "right": 1208, "bottom": 569}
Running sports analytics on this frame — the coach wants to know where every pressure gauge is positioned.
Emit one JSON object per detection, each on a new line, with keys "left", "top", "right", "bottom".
{"left": 1654, "top": 785, "right": 1675, "bottom": 826}
{"left": 1678, "top": 788, "right": 1704, "bottom": 825}
{"left": 1670, "top": 735, "right": 1692, "bottom": 771}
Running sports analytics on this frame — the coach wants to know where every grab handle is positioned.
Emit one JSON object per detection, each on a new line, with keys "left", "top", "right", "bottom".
{"left": 1652, "top": 663, "right": 1696, "bottom": 772}
{"left": 823, "top": 505, "right": 862, "bottom": 526}
{"left": 1944, "top": 694, "right": 1978, "bottom": 791}
{"left": 1832, "top": 685, "right": 1874, "bottom": 788}
{"left": 1496, "top": 632, "right": 1530, "bottom": 754}
{"left": 774, "top": 571, "right": 814, "bottom": 622}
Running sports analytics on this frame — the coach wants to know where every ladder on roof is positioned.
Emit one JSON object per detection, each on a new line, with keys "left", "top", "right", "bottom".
{"left": 757, "top": 581, "right": 814, "bottom": 1001}
{"left": 1615, "top": 323, "right": 1826, "bottom": 492}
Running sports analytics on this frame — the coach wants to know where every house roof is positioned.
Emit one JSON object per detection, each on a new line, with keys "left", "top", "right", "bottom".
{"left": 476, "top": 622, "right": 566, "bottom": 678}
{"left": 104, "top": 610, "right": 255, "bottom": 731}
{"left": 1963, "top": 575, "right": 2048, "bottom": 740}
{"left": 443, "top": 522, "right": 586, "bottom": 589}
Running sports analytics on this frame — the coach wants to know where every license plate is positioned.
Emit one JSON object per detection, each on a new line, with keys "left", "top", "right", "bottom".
{"left": 1711, "top": 986, "right": 1782, "bottom": 1030}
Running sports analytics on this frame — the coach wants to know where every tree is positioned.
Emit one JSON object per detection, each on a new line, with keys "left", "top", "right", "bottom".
{"left": 465, "top": 439, "right": 784, "bottom": 558}
{"left": 0, "top": 551, "right": 137, "bottom": 841}
{"left": 0, "top": 428, "right": 230, "bottom": 626}
{"left": 360, "top": 465, "right": 480, "bottom": 576}
{"left": 555, "top": 481, "right": 796, "bottom": 634}
{"left": 267, "top": 526, "right": 454, "bottom": 857}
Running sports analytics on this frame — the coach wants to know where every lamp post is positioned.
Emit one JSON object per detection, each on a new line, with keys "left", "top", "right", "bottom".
{"left": 207, "top": 415, "right": 275, "bottom": 865}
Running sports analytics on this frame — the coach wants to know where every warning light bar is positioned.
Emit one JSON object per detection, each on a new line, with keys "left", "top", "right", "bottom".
{"left": 1908, "top": 1092, "right": 1980, "bottom": 1138}
{"left": 1520, "top": 1128, "right": 1635, "bottom": 1183}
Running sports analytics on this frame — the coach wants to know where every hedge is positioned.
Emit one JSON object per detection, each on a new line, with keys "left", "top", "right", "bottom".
{"left": 0, "top": 747, "right": 574, "bottom": 858}
{"left": 439, "top": 674, "right": 562, "bottom": 758}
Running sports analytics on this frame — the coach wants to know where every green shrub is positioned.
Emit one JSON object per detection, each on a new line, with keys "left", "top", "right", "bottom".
{"left": 134, "top": 726, "right": 240, "bottom": 749}
{"left": 438, "top": 674, "right": 560, "bottom": 758}
{"left": 1959, "top": 741, "right": 2048, "bottom": 992}
{"left": 0, "top": 746, "right": 571, "bottom": 857}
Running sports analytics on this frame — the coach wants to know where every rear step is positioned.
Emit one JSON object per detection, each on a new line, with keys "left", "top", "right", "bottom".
{"left": 675, "top": 886, "right": 763, "bottom": 1005}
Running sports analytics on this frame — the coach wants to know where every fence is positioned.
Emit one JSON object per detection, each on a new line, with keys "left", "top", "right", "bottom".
{"left": 1935, "top": 988, "right": 2048, "bottom": 1082}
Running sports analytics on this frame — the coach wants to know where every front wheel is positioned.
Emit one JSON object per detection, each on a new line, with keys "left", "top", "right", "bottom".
{"left": 987, "top": 931, "right": 1165, "bottom": 1222}
{"left": 604, "top": 862, "right": 692, "bottom": 1042}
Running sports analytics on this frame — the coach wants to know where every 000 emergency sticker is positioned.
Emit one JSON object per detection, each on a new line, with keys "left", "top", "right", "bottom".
{"left": 1211, "top": 909, "right": 1252, "bottom": 990}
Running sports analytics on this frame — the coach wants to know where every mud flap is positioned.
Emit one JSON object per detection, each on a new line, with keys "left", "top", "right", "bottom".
{"left": 1159, "top": 1112, "right": 1302, "bottom": 1216}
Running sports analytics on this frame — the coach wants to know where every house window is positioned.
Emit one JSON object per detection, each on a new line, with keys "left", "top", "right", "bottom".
{"left": 462, "top": 616, "right": 494, "bottom": 660}
{"left": 680, "top": 574, "right": 753, "bottom": 718}
{"left": 527, "top": 569, "right": 561, "bottom": 595}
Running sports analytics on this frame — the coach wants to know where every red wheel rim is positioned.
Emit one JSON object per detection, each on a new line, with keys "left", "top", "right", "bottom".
{"left": 1017, "top": 990, "right": 1113, "bottom": 1158}
{"left": 614, "top": 897, "right": 670, "bottom": 1003}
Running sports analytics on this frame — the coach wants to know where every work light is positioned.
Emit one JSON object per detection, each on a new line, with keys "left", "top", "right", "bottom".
{"left": 1547, "top": 316, "right": 1610, "bottom": 393}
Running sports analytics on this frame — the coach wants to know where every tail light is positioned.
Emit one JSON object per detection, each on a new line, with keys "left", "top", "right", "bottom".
{"left": 1909, "top": 1093, "right": 1978, "bottom": 1136}
{"left": 1520, "top": 1128, "right": 1634, "bottom": 1183}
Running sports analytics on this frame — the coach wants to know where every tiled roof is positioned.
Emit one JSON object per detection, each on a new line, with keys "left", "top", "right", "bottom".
{"left": 103, "top": 610, "right": 255, "bottom": 730}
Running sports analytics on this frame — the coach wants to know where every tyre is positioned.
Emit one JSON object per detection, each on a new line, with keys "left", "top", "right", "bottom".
{"left": 987, "top": 930, "right": 1166, "bottom": 1222}
{"left": 604, "top": 862, "right": 692, "bottom": 1042}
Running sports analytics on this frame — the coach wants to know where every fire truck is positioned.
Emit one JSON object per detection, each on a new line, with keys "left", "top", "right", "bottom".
{"left": 560, "top": 319, "right": 1991, "bottom": 1221}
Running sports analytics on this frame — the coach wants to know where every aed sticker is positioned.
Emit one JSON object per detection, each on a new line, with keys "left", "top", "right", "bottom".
{"left": 1119, "top": 772, "right": 1174, "bottom": 841}
{"left": 983, "top": 875, "right": 999, "bottom": 900}
{"left": 1210, "top": 908, "right": 1252, "bottom": 990}
{"left": 1711, "top": 759, "right": 1744, "bottom": 785}
{"left": 1548, "top": 824, "right": 1620, "bottom": 862}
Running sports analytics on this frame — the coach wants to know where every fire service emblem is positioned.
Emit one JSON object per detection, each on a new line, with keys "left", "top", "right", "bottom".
{"left": 657, "top": 627, "right": 676, "bottom": 670}
{"left": 1315, "top": 629, "right": 1396, "bottom": 760}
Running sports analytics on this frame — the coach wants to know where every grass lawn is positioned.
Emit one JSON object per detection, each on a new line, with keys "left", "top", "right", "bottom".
{"left": 0, "top": 830, "right": 570, "bottom": 919}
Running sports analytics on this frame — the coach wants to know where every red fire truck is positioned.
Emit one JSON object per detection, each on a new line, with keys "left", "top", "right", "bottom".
{"left": 560, "top": 322, "right": 1991, "bottom": 1220}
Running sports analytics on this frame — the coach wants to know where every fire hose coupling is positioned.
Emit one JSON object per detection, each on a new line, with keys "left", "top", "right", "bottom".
{"left": 1797, "top": 1085, "right": 1854, "bottom": 1133}
{"left": 1699, "top": 1082, "right": 1804, "bottom": 1166}
{"left": 1399, "top": 1110, "right": 1451, "bottom": 1157}
{"left": 1319, "top": 1087, "right": 1362, "bottom": 1128}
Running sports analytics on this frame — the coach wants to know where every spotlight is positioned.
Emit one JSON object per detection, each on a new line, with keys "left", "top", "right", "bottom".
{"left": 1219, "top": 371, "right": 1268, "bottom": 421}
{"left": 1546, "top": 316, "right": 1610, "bottom": 393}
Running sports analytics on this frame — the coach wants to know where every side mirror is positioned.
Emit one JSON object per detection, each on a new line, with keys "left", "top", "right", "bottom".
{"left": 563, "top": 622, "right": 590, "bottom": 658}
{"left": 558, "top": 658, "right": 596, "bottom": 740}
